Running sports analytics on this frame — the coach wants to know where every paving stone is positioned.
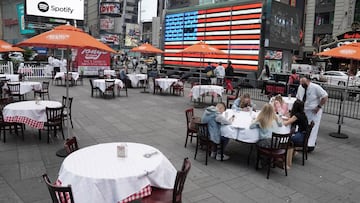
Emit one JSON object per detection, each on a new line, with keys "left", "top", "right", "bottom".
{"left": 206, "top": 183, "right": 255, "bottom": 203}
{"left": 20, "top": 161, "right": 46, "bottom": 180}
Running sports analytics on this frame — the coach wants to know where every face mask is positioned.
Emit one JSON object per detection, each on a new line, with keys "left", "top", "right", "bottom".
{"left": 301, "top": 84, "right": 308, "bottom": 89}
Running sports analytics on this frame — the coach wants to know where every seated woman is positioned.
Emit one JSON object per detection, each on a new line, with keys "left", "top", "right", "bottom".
{"left": 201, "top": 102, "right": 234, "bottom": 161}
{"left": 271, "top": 94, "right": 289, "bottom": 116}
{"left": 282, "top": 99, "right": 308, "bottom": 144}
{"left": 250, "top": 104, "right": 282, "bottom": 148}
{"left": 231, "top": 93, "right": 256, "bottom": 112}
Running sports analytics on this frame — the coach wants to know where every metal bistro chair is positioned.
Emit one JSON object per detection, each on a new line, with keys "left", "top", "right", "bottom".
{"left": 7, "top": 83, "right": 25, "bottom": 101}
{"left": 39, "top": 106, "right": 65, "bottom": 144}
{"left": 42, "top": 174, "right": 75, "bottom": 203}
{"left": 34, "top": 81, "right": 50, "bottom": 100}
{"left": 103, "top": 79, "right": 115, "bottom": 98}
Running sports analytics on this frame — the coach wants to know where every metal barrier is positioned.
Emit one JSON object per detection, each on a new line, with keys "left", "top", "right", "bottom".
{"left": 231, "top": 78, "right": 360, "bottom": 120}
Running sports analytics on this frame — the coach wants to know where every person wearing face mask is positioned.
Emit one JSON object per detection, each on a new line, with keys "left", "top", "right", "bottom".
{"left": 296, "top": 76, "right": 328, "bottom": 152}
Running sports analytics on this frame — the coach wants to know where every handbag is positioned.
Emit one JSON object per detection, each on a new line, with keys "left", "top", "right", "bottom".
{"left": 189, "top": 116, "right": 201, "bottom": 131}
{"left": 206, "top": 70, "right": 214, "bottom": 77}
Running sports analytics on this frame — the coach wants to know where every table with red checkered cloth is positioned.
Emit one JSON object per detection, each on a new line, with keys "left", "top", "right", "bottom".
{"left": 3, "top": 100, "right": 62, "bottom": 129}
{"left": 58, "top": 142, "right": 177, "bottom": 203}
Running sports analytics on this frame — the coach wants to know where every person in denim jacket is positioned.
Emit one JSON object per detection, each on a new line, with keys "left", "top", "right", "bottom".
{"left": 201, "top": 102, "right": 233, "bottom": 160}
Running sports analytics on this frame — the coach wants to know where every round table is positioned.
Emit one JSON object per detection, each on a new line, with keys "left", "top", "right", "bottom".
{"left": 58, "top": 142, "right": 177, "bottom": 203}
{"left": 221, "top": 109, "right": 291, "bottom": 143}
{"left": 155, "top": 78, "right": 178, "bottom": 91}
{"left": 3, "top": 100, "right": 62, "bottom": 129}
{"left": 6, "top": 81, "right": 42, "bottom": 95}
{"left": 54, "top": 72, "right": 79, "bottom": 81}
{"left": 127, "top": 73, "right": 147, "bottom": 87}
{"left": 190, "top": 85, "right": 224, "bottom": 100}
{"left": 93, "top": 79, "right": 124, "bottom": 92}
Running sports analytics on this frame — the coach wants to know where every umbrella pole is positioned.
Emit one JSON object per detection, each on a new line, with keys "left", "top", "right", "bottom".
{"left": 56, "top": 49, "right": 71, "bottom": 158}
{"left": 65, "top": 48, "right": 71, "bottom": 139}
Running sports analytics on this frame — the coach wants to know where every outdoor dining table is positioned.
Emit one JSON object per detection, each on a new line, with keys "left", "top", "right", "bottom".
{"left": 93, "top": 79, "right": 124, "bottom": 92}
{"left": 221, "top": 109, "right": 291, "bottom": 143}
{"left": 190, "top": 85, "right": 224, "bottom": 102}
{"left": 54, "top": 72, "right": 79, "bottom": 81}
{"left": 57, "top": 142, "right": 177, "bottom": 203}
{"left": 127, "top": 73, "right": 147, "bottom": 87}
{"left": 5, "top": 81, "right": 42, "bottom": 95}
{"left": 0, "top": 74, "right": 19, "bottom": 82}
{"left": 2, "top": 100, "right": 62, "bottom": 129}
{"left": 155, "top": 78, "right": 178, "bottom": 91}
{"left": 104, "top": 69, "right": 116, "bottom": 76}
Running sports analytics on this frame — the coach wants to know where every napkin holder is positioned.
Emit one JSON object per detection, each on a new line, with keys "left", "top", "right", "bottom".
{"left": 117, "top": 144, "right": 127, "bottom": 158}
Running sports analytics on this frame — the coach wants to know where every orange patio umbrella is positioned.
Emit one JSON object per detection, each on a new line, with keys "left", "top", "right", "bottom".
{"left": 178, "top": 41, "right": 227, "bottom": 84}
{"left": 16, "top": 23, "right": 116, "bottom": 140}
{"left": 16, "top": 24, "right": 116, "bottom": 53}
{"left": 0, "top": 40, "right": 24, "bottom": 52}
{"left": 317, "top": 43, "right": 360, "bottom": 61}
{"left": 130, "top": 43, "right": 163, "bottom": 54}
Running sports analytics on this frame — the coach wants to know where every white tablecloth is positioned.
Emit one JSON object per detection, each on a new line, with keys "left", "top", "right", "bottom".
{"left": 104, "top": 70, "right": 116, "bottom": 76}
{"left": 6, "top": 81, "right": 42, "bottom": 94}
{"left": 127, "top": 73, "right": 147, "bottom": 87}
{"left": 221, "top": 110, "right": 291, "bottom": 143}
{"left": 0, "top": 74, "right": 19, "bottom": 82}
{"left": 190, "top": 85, "right": 224, "bottom": 100}
{"left": 3, "top": 100, "right": 62, "bottom": 129}
{"left": 54, "top": 72, "right": 79, "bottom": 81}
{"left": 58, "top": 142, "right": 177, "bottom": 203}
{"left": 93, "top": 79, "right": 124, "bottom": 92}
{"left": 155, "top": 78, "right": 178, "bottom": 90}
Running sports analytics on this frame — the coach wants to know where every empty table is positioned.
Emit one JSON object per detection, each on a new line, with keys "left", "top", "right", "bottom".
{"left": 127, "top": 73, "right": 147, "bottom": 87}
{"left": 57, "top": 142, "right": 177, "bottom": 203}
{"left": 3, "top": 100, "right": 62, "bottom": 129}
{"left": 93, "top": 79, "right": 124, "bottom": 92}
{"left": 155, "top": 78, "right": 178, "bottom": 91}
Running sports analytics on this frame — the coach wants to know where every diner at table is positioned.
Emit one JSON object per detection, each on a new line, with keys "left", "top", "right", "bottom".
{"left": 270, "top": 94, "right": 296, "bottom": 111}
{"left": 57, "top": 142, "right": 177, "bottom": 203}
{"left": 231, "top": 93, "right": 256, "bottom": 111}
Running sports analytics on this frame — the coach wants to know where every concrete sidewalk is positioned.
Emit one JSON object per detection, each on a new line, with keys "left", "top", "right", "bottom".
{"left": 0, "top": 79, "right": 360, "bottom": 203}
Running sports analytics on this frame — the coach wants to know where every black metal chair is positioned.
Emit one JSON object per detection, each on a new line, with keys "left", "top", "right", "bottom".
{"left": 103, "top": 79, "right": 115, "bottom": 98}
{"left": 39, "top": 106, "right": 65, "bottom": 143}
{"left": 7, "top": 83, "right": 24, "bottom": 101}
{"left": 34, "top": 81, "right": 50, "bottom": 100}
{"left": 141, "top": 158, "right": 191, "bottom": 203}
{"left": 89, "top": 79, "right": 100, "bottom": 97}
{"left": 42, "top": 174, "right": 75, "bottom": 203}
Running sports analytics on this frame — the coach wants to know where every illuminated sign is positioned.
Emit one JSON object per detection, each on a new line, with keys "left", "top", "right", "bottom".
{"left": 164, "top": 3, "right": 262, "bottom": 70}
{"left": 100, "top": 18, "right": 115, "bottom": 30}
{"left": 99, "top": 3, "right": 121, "bottom": 15}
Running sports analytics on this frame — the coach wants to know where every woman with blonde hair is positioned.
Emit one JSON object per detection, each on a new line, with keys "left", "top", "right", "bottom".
{"left": 272, "top": 94, "right": 289, "bottom": 116}
{"left": 250, "top": 104, "right": 282, "bottom": 148}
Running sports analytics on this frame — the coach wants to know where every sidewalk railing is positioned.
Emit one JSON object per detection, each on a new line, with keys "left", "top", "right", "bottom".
{"left": 224, "top": 78, "right": 360, "bottom": 120}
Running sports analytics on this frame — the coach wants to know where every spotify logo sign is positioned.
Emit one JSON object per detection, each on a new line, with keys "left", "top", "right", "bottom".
{"left": 37, "top": 2, "right": 49, "bottom": 12}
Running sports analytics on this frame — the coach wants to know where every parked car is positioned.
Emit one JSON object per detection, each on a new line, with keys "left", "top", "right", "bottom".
{"left": 322, "top": 71, "right": 360, "bottom": 87}
{"left": 8, "top": 52, "right": 24, "bottom": 61}
{"left": 310, "top": 72, "right": 327, "bottom": 82}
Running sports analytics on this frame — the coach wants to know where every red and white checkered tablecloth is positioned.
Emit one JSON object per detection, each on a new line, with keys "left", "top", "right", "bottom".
{"left": 56, "top": 179, "right": 151, "bottom": 203}
{"left": 119, "top": 184, "right": 152, "bottom": 203}
{"left": 4, "top": 116, "right": 44, "bottom": 129}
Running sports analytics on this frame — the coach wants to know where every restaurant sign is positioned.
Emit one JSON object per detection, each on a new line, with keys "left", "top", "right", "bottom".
{"left": 76, "top": 48, "right": 110, "bottom": 75}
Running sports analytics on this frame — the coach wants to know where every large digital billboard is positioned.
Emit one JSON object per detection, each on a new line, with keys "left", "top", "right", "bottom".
{"left": 267, "top": 1, "right": 302, "bottom": 50}
{"left": 26, "top": 0, "right": 84, "bottom": 20}
{"left": 164, "top": 3, "right": 262, "bottom": 70}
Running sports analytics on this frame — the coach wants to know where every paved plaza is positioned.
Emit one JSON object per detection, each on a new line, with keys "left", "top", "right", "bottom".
{"left": 1, "top": 79, "right": 360, "bottom": 203}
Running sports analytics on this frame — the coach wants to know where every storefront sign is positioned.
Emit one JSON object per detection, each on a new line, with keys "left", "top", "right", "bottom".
{"left": 99, "top": 3, "right": 121, "bottom": 15}
{"left": 76, "top": 48, "right": 110, "bottom": 75}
